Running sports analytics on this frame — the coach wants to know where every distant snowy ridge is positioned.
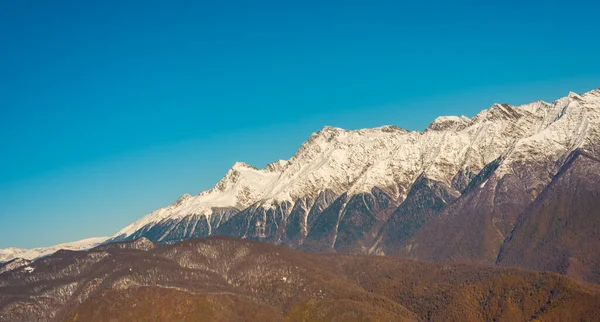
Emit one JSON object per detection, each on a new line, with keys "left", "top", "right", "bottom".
{"left": 0, "top": 237, "right": 108, "bottom": 262}
{"left": 113, "top": 88, "right": 600, "bottom": 241}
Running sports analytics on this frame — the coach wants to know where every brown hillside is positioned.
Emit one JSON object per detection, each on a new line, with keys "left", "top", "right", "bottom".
{"left": 2, "top": 237, "right": 600, "bottom": 321}
{"left": 498, "top": 150, "right": 600, "bottom": 284}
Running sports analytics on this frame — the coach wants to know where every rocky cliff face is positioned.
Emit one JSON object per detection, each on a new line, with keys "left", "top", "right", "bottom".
{"left": 105, "top": 88, "right": 600, "bottom": 283}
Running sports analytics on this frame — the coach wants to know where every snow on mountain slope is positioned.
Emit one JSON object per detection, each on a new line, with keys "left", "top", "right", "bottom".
{"left": 114, "top": 88, "right": 600, "bottom": 241}
{"left": 0, "top": 258, "right": 31, "bottom": 274}
{"left": 115, "top": 162, "right": 281, "bottom": 237}
{"left": 0, "top": 237, "right": 108, "bottom": 262}
{"left": 494, "top": 90, "right": 600, "bottom": 178}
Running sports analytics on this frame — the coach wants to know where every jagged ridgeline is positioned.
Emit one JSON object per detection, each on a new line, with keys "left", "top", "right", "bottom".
{"left": 104, "top": 89, "right": 600, "bottom": 283}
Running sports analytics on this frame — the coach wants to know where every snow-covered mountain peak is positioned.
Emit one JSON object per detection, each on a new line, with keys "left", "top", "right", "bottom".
{"left": 374, "top": 125, "right": 409, "bottom": 133}
{"left": 231, "top": 161, "right": 257, "bottom": 171}
{"left": 426, "top": 115, "right": 471, "bottom": 132}
{"left": 490, "top": 88, "right": 600, "bottom": 180}
{"left": 304, "top": 126, "right": 345, "bottom": 142}
{"left": 582, "top": 88, "right": 600, "bottom": 100}
{"left": 472, "top": 103, "right": 526, "bottom": 123}
{"left": 263, "top": 159, "right": 290, "bottom": 172}
{"left": 114, "top": 160, "right": 285, "bottom": 238}
{"left": 318, "top": 125, "right": 345, "bottom": 134}
{"left": 568, "top": 91, "right": 582, "bottom": 99}
{"left": 514, "top": 100, "right": 552, "bottom": 114}
{"left": 112, "top": 88, "right": 600, "bottom": 242}
{"left": 210, "top": 161, "right": 279, "bottom": 200}
{"left": 175, "top": 193, "right": 193, "bottom": 206}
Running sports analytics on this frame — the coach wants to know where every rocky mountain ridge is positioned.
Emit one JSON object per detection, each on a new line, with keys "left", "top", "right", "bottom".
{"left": 104, "top": 88, "right": 600, "bottom": 284}
{"left": 4, "top": 88, "right": 600, "bottom": 286}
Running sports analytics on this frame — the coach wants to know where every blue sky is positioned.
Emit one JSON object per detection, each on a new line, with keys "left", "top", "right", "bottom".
{"left": 1, "top": 1, "right": 599, "bottom": 248}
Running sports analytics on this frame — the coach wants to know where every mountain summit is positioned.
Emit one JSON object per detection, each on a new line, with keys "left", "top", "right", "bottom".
{"left": 86, "top": 88, "right": 600, "bottom": 284}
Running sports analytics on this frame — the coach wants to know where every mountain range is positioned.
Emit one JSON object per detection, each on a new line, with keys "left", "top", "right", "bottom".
{"left": 2, "top": 87, "right": 600, "bottom": 321}
{"left": 2, "top": 88, "right": 600, "bottom": 283}
{"left": 98, "top": 88, "right": 600, "bottom": 283}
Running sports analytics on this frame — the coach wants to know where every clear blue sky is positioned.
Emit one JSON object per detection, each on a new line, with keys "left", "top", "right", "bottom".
{"left": 1, "top": 1, "right": 599, "bottom": 248}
